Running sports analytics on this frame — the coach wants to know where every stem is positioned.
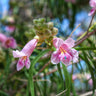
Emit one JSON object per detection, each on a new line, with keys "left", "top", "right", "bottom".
{"left": 86, "top": 11, "right": 96, "bottom": 35}
{"left": 76, "top": 11, "right": 96, "bottom": 44}
{"left": 29, "top": 63, "right": 35, "bottom": 96}
{"left": 74, "top": 29, "right": 96, "bottom": 47}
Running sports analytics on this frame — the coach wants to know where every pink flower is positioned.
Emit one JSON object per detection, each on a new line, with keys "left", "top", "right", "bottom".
{"left": 51, "top": 37, "right": 78, "bottom": 65}
{"left": 5, "top": 26, "right": 15, "bottom": 33}
{"left": 13, "top": 39, "right": 38, "bottom": 71}
{"left": 88, "top": 0, "right": 96, "bottom": 16}
{"left": 0, "top": 33, "right": 17, "bottom": 49}
{"left": 88, "top": 79, "right": 93, "bottom": 86}
{"left": 72, "top": 74, "right": 77, "bottom": 80}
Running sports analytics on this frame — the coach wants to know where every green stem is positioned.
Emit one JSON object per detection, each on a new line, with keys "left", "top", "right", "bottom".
{"left": 75, "top": 47, "right": 96, "bottom": 50}
{"left": 29, "top": 63, "right": 35, "bottom": 96}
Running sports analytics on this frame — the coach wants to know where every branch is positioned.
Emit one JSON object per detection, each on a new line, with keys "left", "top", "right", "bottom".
{"left": 74, "top": 29, "right": 96, "bottom": 47}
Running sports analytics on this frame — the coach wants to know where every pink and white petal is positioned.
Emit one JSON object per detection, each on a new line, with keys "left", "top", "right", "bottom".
{"left": 4, "top": 37, "right": 17, "bottom": 49}
{"left": 72, "top": 74, "right": 77, "bottom": 80}
{"left": 60, "top": 43, "right": 69, "bottom": 52}
{"left": 61, "top": 53, "right": 72, "bottom": 65}
{"left": 13, "top": 50, "right": 26, "bottom": 58}
{"left": 51, "top": 50, "right": 61, "bottom": 64}
{"left": 17, "top": 59, "right": 25, "bottom": 71}
{"left": 25, "top": 57, "right": 30, "bottom": 69}
{"left": 68, "top": 49, "right": 78, "bottom": 63}
{"left": 0, "top": 33, "right": 7, "bottom": 43}
{"left": 88, "top": 79, "right": 93, "bottom": 86}
{"left": 88, "top": 8, "right": 95, "bottom": 16}
{"left": 53, "top": 37, "right": 64, "bottom": 49}
{"left": 71, "top": 49, "right": 78, "bottom": 63}
{"left": 9, "top": 37, "right": 17, "bottom": 49}
{"left": 21, "top": 39, "right": 37, "bottom": 57}
{"left": 64, "top": 37, "right": 75, "bottom": 48}
{"left": 89, "top": 0, "right": 96, "bottom": 7}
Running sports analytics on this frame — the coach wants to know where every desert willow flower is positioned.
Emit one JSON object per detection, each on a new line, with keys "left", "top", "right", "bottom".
{"left": 88, "top": 0, "right": 96, "bottom": 16}
{"left": 51, "top": 37, "right": 78, "bottom": 65}
{"left": 0, "top": 33, "right": 17, "bottom": 49}
{"left": 13, "top": 36, "right": 39, "bottom": 71}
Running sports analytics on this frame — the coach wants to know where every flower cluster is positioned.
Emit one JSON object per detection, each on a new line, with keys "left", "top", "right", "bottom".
{"left": 13, "top": 36, "right": 78, "bottom": 71}
{"left": 13, "top": 18, "right": 78, "bottom": 71}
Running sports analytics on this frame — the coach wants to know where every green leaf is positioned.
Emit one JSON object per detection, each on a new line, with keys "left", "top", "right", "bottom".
{"left": 62, "top": 63, "right": 70, "bottom": 96}
{"left": 81, "top": 51, "right": 95, "bottom": 95}
{"left": 57, "top": 63, "right": 64, "bottom": 90}
{"left": 75, "top": 47, "right": 96, "bottom": 51}
{"left": 29, "top": 49, "right": 51, "bottom": 96}
{"left": 0, "top": 90, "right": 9, "bottom": 96}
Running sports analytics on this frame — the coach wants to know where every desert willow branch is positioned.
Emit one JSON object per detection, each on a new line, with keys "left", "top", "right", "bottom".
{"left": 79, "top": 90, "right": 96, "bottom": 96}
{"left": 69, "top": 24, "right": 81, "bottom": 37}
{"left": 86, "top": 11, "right": 96, "bottom": 35}
{"left": 56, "top": 89, "right": 67, "bottom": 96}
{"left": 74, "top": 29, "right": 96, "bottom": 47}
{"left": 76, "top": 11, "right": 96, "bottom": 43}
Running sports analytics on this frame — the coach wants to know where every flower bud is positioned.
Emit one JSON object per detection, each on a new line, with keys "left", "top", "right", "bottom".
{"left": 34, "top": 35, "right": 39, "bottom": 40}
{"left": 52, "top": 27, "right": 58, "bottom": 36}
{"left": 48, "top": 22, "right": 54, "bottom": 29}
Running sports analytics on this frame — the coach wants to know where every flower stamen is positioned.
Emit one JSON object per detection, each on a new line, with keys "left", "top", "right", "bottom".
{"left": 60, "top": 46, "right": 66, "bottom": 54}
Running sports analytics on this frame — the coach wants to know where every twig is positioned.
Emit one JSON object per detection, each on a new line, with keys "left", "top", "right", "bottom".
{"left": 33, "top": 60, "right": 51, "bottom": 78}
{"left": 55, "top": 89, "right": 67, "bottom": 96}
{"left": 36, "top": 47, "right": 47, "bottom": 50}
{"left": 79, "top": 90, "right": 96, "bottom": 96}
{"left": 86, "top": 11, "right": 96, "bottom": 35}
{"left": 39, "top": 62, "right": 78, "bottom": 78}
{"left": 75, "top": 11, "right": 96, "bottom": 43}
{"left": 15, "top": 78, "right": 51, "bottom": 82}
{"left": 69, "top": 24, "right": 81, "bottom": 37}
{"left": 74, "top": 29, "right": 96, "bottom": 47}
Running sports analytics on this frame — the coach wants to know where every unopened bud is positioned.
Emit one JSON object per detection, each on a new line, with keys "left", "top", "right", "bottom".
{"left": 52, "top": 27, "right": 58, "bottom": 35}
{"left": 48, "top": 22, "right": 53, "bottom": 29}
{"left": 34, "top": 35, "right": 39, "bottom": 40}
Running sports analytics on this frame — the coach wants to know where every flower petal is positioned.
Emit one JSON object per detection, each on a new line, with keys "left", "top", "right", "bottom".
{"left": 88, "top": 8, "right": 95, "bottom": 16}
{"left": 17, "top": 58, "right": 25, "bottom": 71}
{"left": 64, "top": 37, "right": 75, "bottom": 48}
{"left": 25, "top": 57, "right": 30, "bottom": 69}
{"left": 21, "top": 39, "right": 37, "bottom": 57}
{"left": 51, "top": 50, "right": 61, "bottom": 64}
{"left": 0, "top": 33, "right": 7, "bottom": 43}
{"left": 68, "top": 49, "right": 78, "bottom": 63}
{"left": 60, "top": 43, "right": 69, "bottom": 52}
{"left": 89, "top": 0, "right": 96, "bottom": 8}
{"left": 13, "top": 50, "right": 26, "bottom": 58}
{"left": 60, "top": 53, "right": 72, "bottom": 65}
{"left": 53, "top": 37, "right": 64, "bottom": 49}
{"left": 4, "top": 37, "right": 17, "bottom": 49}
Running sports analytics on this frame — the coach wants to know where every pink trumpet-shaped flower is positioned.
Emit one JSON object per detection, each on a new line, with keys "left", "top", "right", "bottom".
{"left": 88, "top": 0, "right": 96, "bottom": 16}
{"left": 0, "top": 33, "right": 17, "bottom": 49}
{"left": 51, "top": 37, "right": 78, "bottom": 65}
{"left": 13, "top": 39, "right": 38, "bottom": 71}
